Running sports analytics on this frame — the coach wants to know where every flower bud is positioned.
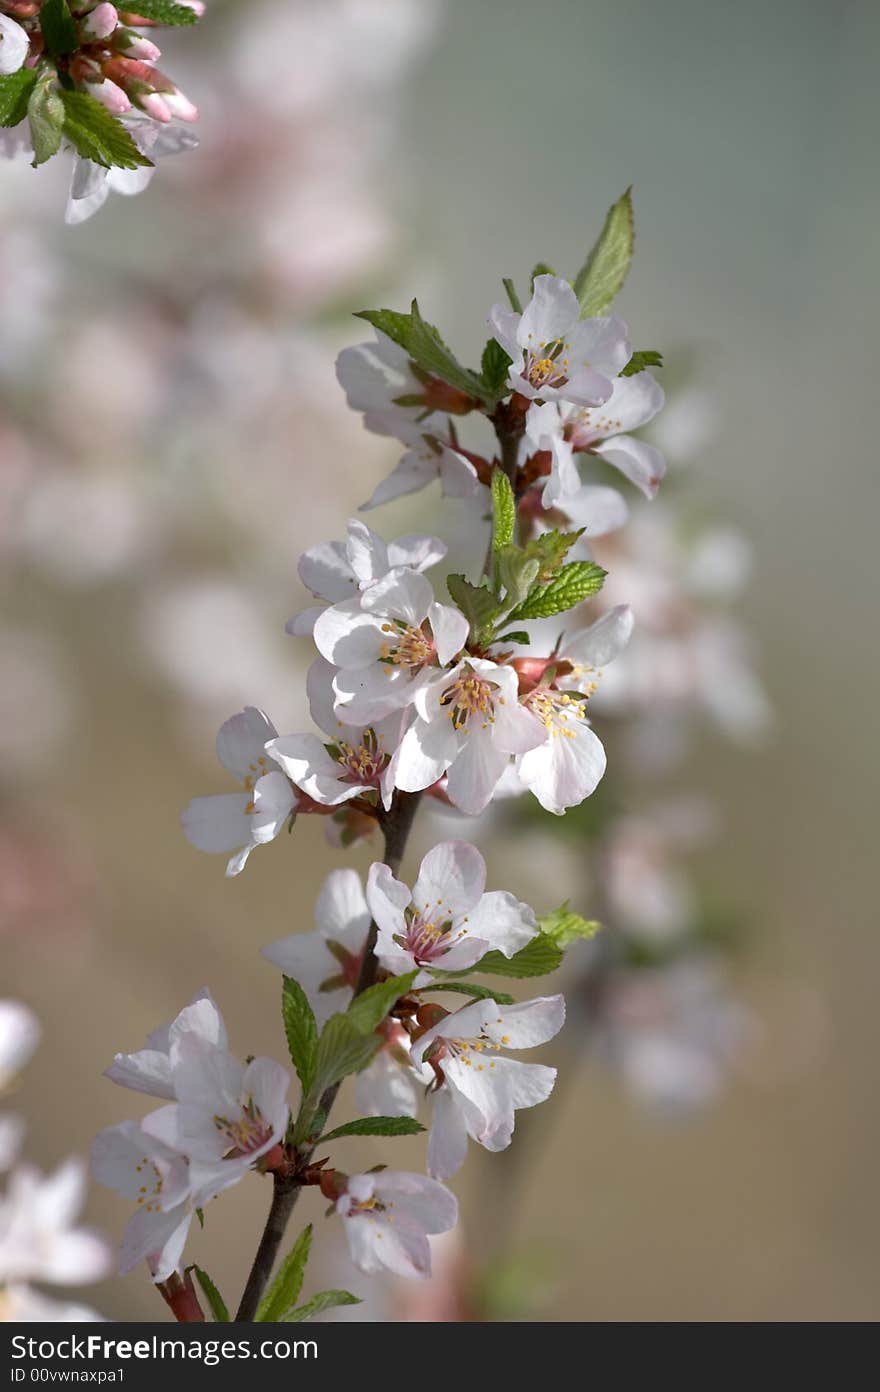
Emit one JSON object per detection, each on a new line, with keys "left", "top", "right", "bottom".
{"left": 319, "top": 1169, "right": 348, "bottom": 1202}
{"left": 114, "top": 27, "right": 161, "bottom": 62}
{"left": 87, "top": 77, "right": 132, "bottom": 116}
{"left": 80, "top": 3, "right": 119, "bottom": 40}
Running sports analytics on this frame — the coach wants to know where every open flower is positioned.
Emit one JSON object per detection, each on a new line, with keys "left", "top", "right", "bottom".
{"left": 367, "top": 841, "right": 537, "bottom": 980}
{"left": 489, "top": 275, "right": 630, "bottom": 407}
{"left": 413, "top": 996, "right": 565, "bottom": 1179}
{"left": 514, "top": 606, "right": 634, "bottom": 814}
{"left": 0, "top": 1158, "right": 110, "bottom": 1289}
{"left": 314, "top": 568, "right": 469, "bottom": 724}
{"left": 557, "top": 372, "right": 666, "bottom": 498}
{"left": 360, "top": 428, "right": 479, "bottom": 511}
{"left": 267, "top": 658, "right": 403, "bottom": 811}
{"left": 91, "top": 1121, "right": 192, "bottom": 1283}
{"left": 335, "top": 1170, "right": 458, "bottom": 1279}
{"left": 288, "top": 519, "right": 447, "bottom": 637}
{"left": 181, "top": 707, "right": 299, "bottom": 877}
{"left": 390, "top": 658, "right": 545, "bottom": 814}
{"left": 262, "top": 867, "right": 370, "bottom": 1028}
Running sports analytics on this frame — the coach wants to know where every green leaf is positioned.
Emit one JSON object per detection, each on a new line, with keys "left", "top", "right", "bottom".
{"left": 40, "top": 0, "right": 78, "bottom": 58}
{"left": 282, "top": 977, "right": 318, "bottom": 1098}
{"left": 508, "top": 561, "right": 606, "bottom": 620}
{"left": 282, "top": 1290, "right": 362, "bottom": 1323}
{"left": 468, "top": 932, "right": 563, "bottom": 979}
{"left": 621, "top": 349, "right": 663, "bottom": 377}
{"left": 195, "top": 1207, "right": 205, "bottom": 1229}
{"left": 523, "top": 528, "right": 585, "bottom": 580}
{"left": 420, "top": 981, "right": 515, "bottom": 1005}
{"left": 28, "top": 77, "right": 65, "bottom": 168}
{"left": 539, "top": 904, "right": 602, "bottom": 948}
{"left": 0, "top": 71, "right": 37, "bottom": 129}
{"left": 58, "top": 89, "right": 153, "bottom": 171}
{"left": 309, "top": 1015, "right": 382, "bottom": 1101}
{"left": 572, "top": 188, "right": 635, "bottom": 317}
{"left": 191, "top": 1267, "right": 229, "bottom": 1323}
{"left": 496, "top": 547, "right": 540, "bottom": 608}
{"left": 494, "top": 631, "right": 531, "bottom": 647}
{"left": 317, "top": 1115, "right": 425, "bottom": 1143}
{"left": 344, "top": 971, "right": 418, "bottom": 1034}
{"left": 355, "top": 301, "right": 492, "bottom": 409}
{"left": 530, "top": 261, "right": 556, "bottom": 291}
{"left": 446, "top": 574, "right": 503, "bottom": 645}
{"left": 255, "top": 1225, "right": 312, "bottom": 1323}
{"left": 491, "top": 469, "right": 516, "bottom": 552}
{"left": 480, "top": 337, "right": 512, "bottom": 398}
{"left": 116, "top": 0, "right": 199, "bottom": 22}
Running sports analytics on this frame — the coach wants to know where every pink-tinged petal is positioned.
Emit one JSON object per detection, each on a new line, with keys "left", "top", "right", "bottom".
{"left": 345, "top": 520, "right": 388, "bottom": 587}
{"left": 567, "top": 315, "right": 632, "bottom": 380}
{"left": 412, "top": 841, "right": 486, "bottom": 918}
{"left": 367, "top": 862, "right": 411, "bottom": 938}
{"left": 267, "top": 733, "right": 357, "bottom": 806}
{"left": 484, "top": 995, "right": 566, "bottom": 1049}
{"left": 168, "top": 997, "right": 227, "bottom": 1053}
{"left": 445, "top": 728, "right": 510, "bottom": 815}
{"left": 313, "top": 598, "right": 385, "bottom": 669}
{"left": 562, "top": 605, "right": 634, "bottom": 670}
{"left": 391, "top": 717, "right": 458, "bottom": 793}
{"left": 355, "top": 1051, "right": 420, "bottom": 1119}
{"left": 215, "top": 707, "right": 277, "bottom": 782}
{"left": 0, "top": 16, "right": 29, "bottom": 76}
{"left": 332, "top": 659, "right": 425, "bottom": 725}
{"left": 491, "top": 697, "right": 549, "bottom": 756}
{"left": 360, "top": 449, "right": 437, "bottom": 510}
{"left": 573, "top": 371, "right": 664, "bottom": 440}
{"left": 316, "top": 867, "right": 371, "bottom": 945}
{"left": 388, "top": 532, "right": 447, "bottom": 573}
{"left": 249, "top": 772, "right": 296, "bottom": 842}
{"left": 464, "top": 891, "right": 537, "bottom": 957}
{"left": 378, "top": 1174, "right": 458, "bottom": 1239}
{"left": 170, "top": 1035, "right": 242, "bottom": 1119}
{"left": 487, "top": 301, "right": 521, "bottom": 358}
{"left": 360, "top": 566, "right": 433, "bottom": 626}
{"left": 443, "top": 1058, "right": 514, "bottom": 1149}
{"left": 491, "top": 1059, "right": 558, "bottom": 1111}
{"left": 285, "top": 606, "right": 326, "bottom": 636}
{"left": 518, "top": 275, "right": 579, "bottom": 348}
{"left": 427, "top": 1087, "right": 470, "bottom": 1180}
{"left": 557, "top": 484, "right": 628, "bottom": 537}
{"left": 542, "top": 436, "right": 581, "bottom": 507}
{"left": 551, "top": 365, "right": 615, "bottom": 409}
{"left": 595, "top": 435, "right": 666, "bottom": 498}
{"left": 298, "top": 539, "right": 356, "bottom": 603}
{"left": 181, "top": 793, "right": 250, "bottom": 855}
{"left": 242, "top": 1058, "right": 290, "bottom": 1140}
{"left": 517, "top": 718, "right": 607, "bottom": 814}
{"left": 120, "top": 1204, "right": 191, "bottom": 1281}
{"left": 103, "top": 1049, "right": 173, "bottom": 1099}
{"left": 429, "top": 601, "right": 469, "bottom": 665}
{"left": 438, "top": 445, "right": 479, "bottom": 498}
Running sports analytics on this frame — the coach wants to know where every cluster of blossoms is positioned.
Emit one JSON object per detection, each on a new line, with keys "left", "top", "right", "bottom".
{"left": 91, "top": 191, "right": 685, "bottom": 1321}
{"left": 0, "top": 0, "right": 201, "bottom": 222}
{"left": 1, "top": 1000, "right": 110, "bottom": 1321}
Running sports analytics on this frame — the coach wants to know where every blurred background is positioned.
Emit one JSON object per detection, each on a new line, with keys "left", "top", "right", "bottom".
{"left": 2, "top": 0, "right": 878, "bottom": 1321}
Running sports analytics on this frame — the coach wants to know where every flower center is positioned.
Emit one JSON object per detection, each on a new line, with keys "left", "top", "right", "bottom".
{"left": 335, "top": 726, "right": 388, "bottom": 784}
{"left": 524, "top": 339, "right": 571, "bottom": 392}
{"left": 380, "top": 622, "right": 434, "bottom": 673}
{"left": 396, "top": 907, "right": 467, "bottom": 965}
{"left": 213, "top": 1099, "right": 271, "bottom": 1160}
{"left": 133, "top": 1155, "right": 166, "bottom": 1214}
{"left": 523, "top": 688, "right": 589, "bottom": 738}
{"left": 439, "top": 671, "right": 497, "bottom": 731}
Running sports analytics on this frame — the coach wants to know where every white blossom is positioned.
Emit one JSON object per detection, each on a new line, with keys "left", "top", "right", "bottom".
{"left": 335, "top": 1170, "right": 457, "bottom": 1279}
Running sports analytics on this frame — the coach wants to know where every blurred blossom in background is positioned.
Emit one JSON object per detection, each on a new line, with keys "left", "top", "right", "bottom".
{"left": 2, "top": 0, "right": 878, "bottom": 1321}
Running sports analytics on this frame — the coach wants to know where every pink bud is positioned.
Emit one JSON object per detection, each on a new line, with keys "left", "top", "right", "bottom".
{"left": 162, "top": 87, "right": 198, "bottom": 123}
{"left": 115, "top": 28, "right": 161, "bottom": 62}
{"left": 137, "top": 90, "right": 172, "bottom": 122}
{"left": 86, "top": 76, "right": 132, "bottom": 115}
{"left": 80, "top": 3, "right": 119, "bottom": 40}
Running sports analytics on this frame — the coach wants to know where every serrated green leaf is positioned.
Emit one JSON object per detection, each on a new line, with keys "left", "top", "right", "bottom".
{"left": 0, "top": 71, "right": 38, "bottom": 129}
{"left": 494, "top": 631, "right": 531, "bottom": 647}
{"left": 306, "top": 1015, "right": 382, "bottom": 1109}
{"left": 523, "top": 528, "right": 585, "bottom": 579}
{"left": 255, "top": 1224, "right": 312, "bottom": 1323}
{"left": 118, "top": 0, "right": 199, "bottom": 22}
{"left": 420, "top": 981, "right": 515, "bottom": 1005}
{"left": 572, "top": 189, "right": 635, "bottom": 317}
{"left": 355, "top": 301, "right": 492, "bottom": 409}
{"left": 317, "top": 1115, "right": 425, "bottom": 1143}
{"left": 282, "top": 977, "right": 318, "bottom": 1097}
{"left": 344, "top": 972, "right": 418, "bottom": 1034}
{"left": 480, "top": 337, "right": 512, "bottom": 397}
{"left": 282, "top": 1290, "right": 362, "bottom": 1322}
{"left": 58, "top": 89, "right": 153, "bottom": 171}
{"left": 191, "top": 1266, "right": 229, "bottom": 1323}
{"left": 467, "top": 932, "right": 563, "bottom": 979}
{"left": 497, "top": 547, "right": 540, "bottom": 608}
{"left": 621, "top": 349, "right": 663, "bottom": 377}
{"left": 539, "top": 904, "right": 602, "bottom": 949}
{"left": 28, "top": 78, "right": 64, "bottom": 168}
{"left": 508, "top": 561, "right": 606, "bottom": 621}
{"left": 40, "top": 0, "right": 78, "bottom": 58}
{"left": 446, "top": 574, "right": 503, "bottom": 645}
{"left": 491, "top": 469, "right": 516, "bottom": 552}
